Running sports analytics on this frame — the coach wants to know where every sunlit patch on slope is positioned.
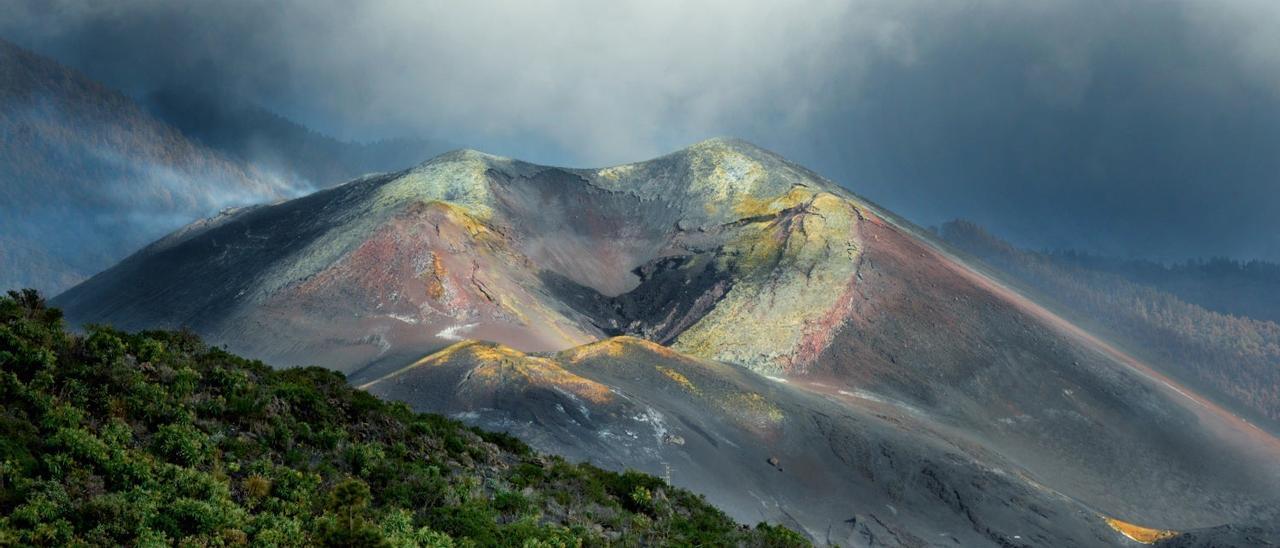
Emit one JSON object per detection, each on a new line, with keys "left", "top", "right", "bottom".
{"left": 1103, "top": 517, "right": 1179, "bottom": 544}
{"left": 459, "top": 345, "right": 613, "bottom": 405}
{"left": 359, "top": 340, "right": 613, "bottom": 405}
{"left": 656, "top": 366, "right": 701, "bottom": 395}
{"left": 717, "top": 392, "right": 786, "bottom": 432}
{"left": 436, "top": 322, "right": 478, "bottom": 340}
{"left": 831, "top": 387, "right": 929, "bottom": 418}
{"left": 561, "top": 335, "right": 684, "bottom": 364}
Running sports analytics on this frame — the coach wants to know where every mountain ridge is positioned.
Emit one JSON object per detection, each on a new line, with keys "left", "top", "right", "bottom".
{"left": 141, "top": 86, "right": 454, "bottom": 188}
{"left": 0, "top": 37, "right": 309, "bottom": 294}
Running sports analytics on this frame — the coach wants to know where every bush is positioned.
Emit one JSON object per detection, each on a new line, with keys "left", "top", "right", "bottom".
{"left": 152, "top": 423, "right": 208, "bottom": 466}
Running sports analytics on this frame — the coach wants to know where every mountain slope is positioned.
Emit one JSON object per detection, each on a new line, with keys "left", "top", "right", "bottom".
{"left": 362, "top": 336, "right": 1128, "bottom": 546}
{"left": 0, "top": 39, "right": 308, "bottom": 294}
{"left": 142, "top": 87, "right": 453, "bottom": 188}
{"left": 55, "top": 139, "right": 1280, "bottom": 545}
{"left": 937, "top": 220, "right": 1280, "bottom": 430}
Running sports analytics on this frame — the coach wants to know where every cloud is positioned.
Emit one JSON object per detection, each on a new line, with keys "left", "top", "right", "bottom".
{"left": 4, "top": 0, "right": 1280, "bottom": 260}
{"left": 3, "top": 0, "right": 886, "bottom": 164}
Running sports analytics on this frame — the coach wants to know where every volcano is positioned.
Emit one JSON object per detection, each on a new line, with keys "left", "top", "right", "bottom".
{"left": 55, "top": 139, "right": 1280, "bottom": 546}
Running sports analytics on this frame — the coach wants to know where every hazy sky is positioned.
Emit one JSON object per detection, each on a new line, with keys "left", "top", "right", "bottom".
{"left": 5, "top": 0, "right": 1280, "bottom": 260}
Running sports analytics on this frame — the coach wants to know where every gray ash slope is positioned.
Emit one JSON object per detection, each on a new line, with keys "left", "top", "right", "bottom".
{"left": 1156, "top": 524, "right": 1280, "bottom": 548}
{"left": 361, "top": 337, "right": 1124, "bottom": 546}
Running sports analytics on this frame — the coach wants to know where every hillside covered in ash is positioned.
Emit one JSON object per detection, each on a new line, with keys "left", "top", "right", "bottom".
{"left": 938, "top": 219, "right": 1280, "bottom": 431}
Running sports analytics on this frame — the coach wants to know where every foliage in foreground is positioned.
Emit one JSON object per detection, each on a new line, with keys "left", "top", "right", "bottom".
{"left": 0, "top": 289, "right": 807, "bottom": 547}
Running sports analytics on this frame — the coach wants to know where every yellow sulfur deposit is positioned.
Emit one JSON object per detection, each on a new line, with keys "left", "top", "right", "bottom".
{"left": 561, "top": 336, "right": 685, "bottom": 364}
{"left": 673, "top": 189, "right": 863, "bottom": 375}
{"left": 360, "top": 341, "right": 613, "bottom": 404}
{"left": 656, "top": 366, "right": 701, "bottom": 395}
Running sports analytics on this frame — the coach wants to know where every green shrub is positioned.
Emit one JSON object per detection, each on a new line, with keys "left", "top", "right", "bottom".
{"left": 152, "top": 423, "right": 208, "bottom": 466}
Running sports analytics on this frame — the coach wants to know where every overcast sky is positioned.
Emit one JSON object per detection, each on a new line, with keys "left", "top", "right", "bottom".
{"left": 5, "top": 0, "right": 1280, "bottom": 261}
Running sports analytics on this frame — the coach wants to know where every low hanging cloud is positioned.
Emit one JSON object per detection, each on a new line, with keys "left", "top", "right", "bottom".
{"left": 4, "top": 0, "right": 886, "bottom": 164}
{"left": 5, "top": 0, "right": 1280, "bottom": 261}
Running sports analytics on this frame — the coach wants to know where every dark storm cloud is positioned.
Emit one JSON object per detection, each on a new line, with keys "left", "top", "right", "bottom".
{"left": 773, "top": 1, "right": 1280, "bottom": 262}
{"left": 4, "top": 0, "right": 1280, "bottom": 260}
{"left": 2, "top": 0, "right": 868, "bottom": 161}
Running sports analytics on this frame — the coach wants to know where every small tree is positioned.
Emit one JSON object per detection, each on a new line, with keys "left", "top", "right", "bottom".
{"left": 318, "top": 477, "right": 386, "bottom": 547}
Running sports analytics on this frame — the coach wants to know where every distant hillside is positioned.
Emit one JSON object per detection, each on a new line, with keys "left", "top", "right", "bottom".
{"left": 938, "top": 220, "right": 1280, "bottom": 429}
{"left": 1043, "top": 251, "right": 1280, "bottom": 325}
{"left": 0, "top": 38, "right": 308, "bottom": 295}
{"left": 143, "top": 87, "right": 452, "bottom": 188}
{"left": 0, "top": 289, "right": 803, "bottom": 546}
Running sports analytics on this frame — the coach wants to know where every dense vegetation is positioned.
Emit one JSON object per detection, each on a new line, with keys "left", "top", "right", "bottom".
{"left": 0, "top": 289, "right": 806, "bottom": 547}
{"left": 938, "top": 220, "right": 1280, "bottom": 429}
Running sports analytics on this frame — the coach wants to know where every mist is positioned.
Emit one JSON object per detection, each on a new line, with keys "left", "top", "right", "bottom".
{"left": 4, "top": 0, "right": 1280, "bottom": 261}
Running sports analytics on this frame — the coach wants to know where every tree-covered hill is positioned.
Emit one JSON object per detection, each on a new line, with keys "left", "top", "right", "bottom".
{"left": 0, "top": 289, "right": 805, "bottom": 547}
